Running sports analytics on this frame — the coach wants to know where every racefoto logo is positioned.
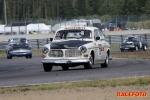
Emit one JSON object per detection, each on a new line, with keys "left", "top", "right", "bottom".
{"left": 117, "top": 92, "right": 147, "bottom": 98}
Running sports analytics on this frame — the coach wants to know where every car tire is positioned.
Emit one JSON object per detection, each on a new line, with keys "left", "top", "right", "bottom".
{"left": 121, "top": 49, "right": 124, "bottom": 52}
{"left": 29, "top": 54, "right": 32, "bottom": 58}
{"left": 7, "top": 55, "right": 12, "bottom": 59}
{"left": 101, "top": 53, "right": 109, "bottom": 68}
{"left": 143, "top": 45, "right": 147, "bottom": 51}
{"left": 43, "top": 63, "right": 53, "bottom": 72}
{"left": 131, "top": 49, "right": 134, "bottom": 52}
{"left": 84, "top": 54, "right": 93, "bottom": 69}
{"left": 7, "top": 52, "right": 12, "bottom": 59}
{"left": 26, "top": 56, "right": 29, "bottom": 59}
{"left": 62, "top": 66, "right": 69, "bottom": 70}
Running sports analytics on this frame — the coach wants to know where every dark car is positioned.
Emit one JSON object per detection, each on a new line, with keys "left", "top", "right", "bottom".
{"left": 120, "top": 35, "right": 148, "bottom": 52}
{"left": 6, "top": 37, "right": 32, "bottom": 59}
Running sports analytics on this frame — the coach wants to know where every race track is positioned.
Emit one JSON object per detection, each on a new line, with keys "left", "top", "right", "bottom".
{"left": 0, "top": 54, "right": 150, "bottom": 87}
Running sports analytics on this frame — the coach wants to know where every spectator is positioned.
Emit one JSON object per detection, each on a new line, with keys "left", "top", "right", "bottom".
{"left": 32, "top": 31, "right": 36, "bottom": 35}
{"left": 29, "top": 31, "right": 32, "bottom": 34}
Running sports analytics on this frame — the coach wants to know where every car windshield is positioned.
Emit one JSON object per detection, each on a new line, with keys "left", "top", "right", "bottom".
{"left": 10, "top": 38, "right": 27, "bottom": 45}
{"left": 125, "top": 37, "right": 135, "bottom": 42}
{"left": 20, "top": 38, "right": 26, "bottom": 44}
{"left": 10, "top": 38, "right": 19, "bottom": 44}
{"left": 54, "top": 30, "right": 92, "bottom": 40}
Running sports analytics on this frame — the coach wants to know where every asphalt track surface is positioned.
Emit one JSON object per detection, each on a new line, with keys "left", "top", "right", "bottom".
{"left": 0, "top": 54, "right": 150, "bottom": 88}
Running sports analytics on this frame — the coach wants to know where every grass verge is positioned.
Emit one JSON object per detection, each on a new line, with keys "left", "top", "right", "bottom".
{"left": 111, "top": 51, "right": 150, "bottom": 59}
{"left": 0, "top": 76, "right": 150, "bottom": 94}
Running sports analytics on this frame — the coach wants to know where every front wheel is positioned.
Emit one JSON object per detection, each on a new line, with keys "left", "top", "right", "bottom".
{"left": 29, "top": 54, "right": 32, "bottom": 58}
{"left": 143, "top": 45, "right": 147, "bottom": 51}
{"left": 26, "top": 56, "right": 29, "bottom": 59}
{"left": 84, "top": 54, "right": 93, "bottom": 69}
{"left": 7, "top": 55, "right": 12, "bottom": 59}
{"left": 7, "top": 52, "right": 12, "bottom": 59}
{"left": 121, "top": 49, "right": 124, "bottom": 52}
{"left": 43, "top": 63, "right": 53, "bottom": 72}
{"left": 62, "top": 66, "right": 69, "bottom": 70}
{"left": 101, "top": 53, "right": 109, "bottom": 68}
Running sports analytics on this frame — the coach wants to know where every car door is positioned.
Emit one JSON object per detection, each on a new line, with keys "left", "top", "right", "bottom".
{"left": 140, "top": 36, "right": 144, "bottom": 47}
{"left": 137, "top": 36, "right": 142, "bottom": 48}
{"left": 93, "top": 29, "right": 106, "bottom": 63}
{"left": 98, "top": 30, "right": 108, "bottom": 60}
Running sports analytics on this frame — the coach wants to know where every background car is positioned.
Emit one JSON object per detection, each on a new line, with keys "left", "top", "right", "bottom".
{"left": 41, "top": 26, "right": 112, "bottom": 72}
{"left": 120, "top": 35, "right": 148, "bottom": 52}
{"left": 6, "top": 37, "right": 32, "bottom": 59}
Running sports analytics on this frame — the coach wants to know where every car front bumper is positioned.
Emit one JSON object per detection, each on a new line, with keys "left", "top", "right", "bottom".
{"left": 41, "top": 58, "right": 90, "bottom": 64}
{"left": 9, "top": 50, "right": 32, "bottom": 56}
{"left": 120, "top": 46, "right": 135, "bottom": 50}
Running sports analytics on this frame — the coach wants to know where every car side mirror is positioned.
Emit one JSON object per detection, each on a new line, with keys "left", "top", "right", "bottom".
{"left": 50, "top": 38, "right": 53, "bottom": 42}
{"left": 96, "top": 36, "right": 100, "bottom": 40}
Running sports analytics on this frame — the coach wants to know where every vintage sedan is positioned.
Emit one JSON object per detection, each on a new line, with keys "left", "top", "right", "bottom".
{"left": 41, "top": 26, "right": 112, "bottom": 72}
{"left": 120, "top": 35, "right": 148, "bottom": 52}
{"left": 6, "top": 37, "right": 32, "bottom": 59}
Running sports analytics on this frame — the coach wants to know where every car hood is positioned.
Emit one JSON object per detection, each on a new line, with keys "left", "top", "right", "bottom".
{"left": 12, "top": 44, "right": 30, "bottom": 49}
{"left": 121, "top": 41, "right": 134, "bottom": 45}
{"left": 50, "top": 40, "right": 92, "bottom": 49}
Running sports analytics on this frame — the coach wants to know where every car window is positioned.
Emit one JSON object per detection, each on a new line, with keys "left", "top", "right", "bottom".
{"left": 127, "top": 37, "right": 134, "bottom": 41}
{"left": 99, "top": 30, "right": 105, "bottom": 40}
{"left": 137, "top": 37, "right": 140, "bottom": 41}
{"left": 10, "top": 38, "right": 19, "bottom": 44}
{"left": 20, "top": 38, "right": 27, "bottom": 44}
{"left": 54, "top": 30, "right": 92, "bottom": 40}
{"left": 94, "top": 29, "right": 100, "bottom": 38}
{"left": 8, "top": 39, "right": 10, "bottom": 43}
{"left": 140, "top": 37, "right": 144, "bottom": 41}
{"left": 94, "top": 29, "right": 105, "bottom": 40}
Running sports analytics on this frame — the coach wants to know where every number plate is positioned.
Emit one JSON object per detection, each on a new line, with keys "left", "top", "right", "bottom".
{"left": 55, "top": 60, "right": 67, "bottom": 63}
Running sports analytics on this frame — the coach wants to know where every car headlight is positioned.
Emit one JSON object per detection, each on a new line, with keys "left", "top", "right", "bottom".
{"left": 9, "top": 47, "right": 13, "bottom": 51}
{"left": 42, "top": 47, "right": 49, "bottom": 54}
{"left": 28, "top": 46, "right": 32, "bottom": 50}
{"left": 80, "top": 46, "right": 87, "bottom": 53}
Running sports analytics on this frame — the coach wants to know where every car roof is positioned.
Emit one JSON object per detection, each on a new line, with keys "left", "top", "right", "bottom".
{"left": 9, "top": 37, "right": 26, "bottom": 40}
{"left": 56, "top": 26, "right": 99, "bottom": 32}
{"left": 127, "top": 35, "right": 141, "bottom": 38}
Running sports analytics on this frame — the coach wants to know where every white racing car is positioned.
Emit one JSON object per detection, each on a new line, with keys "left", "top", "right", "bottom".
{"left": 41, "top": 26, "right": 112, "bottom": 72}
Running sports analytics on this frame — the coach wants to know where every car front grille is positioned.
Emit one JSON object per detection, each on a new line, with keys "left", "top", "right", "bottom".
{"left": 49, "top": 50, "right": 63, "bottom": 57}
{"left": 49, "top": 49, "right": 82, "bottom": 57}
{"left": 65, "top": 49, "right": 82, "bottom": 57}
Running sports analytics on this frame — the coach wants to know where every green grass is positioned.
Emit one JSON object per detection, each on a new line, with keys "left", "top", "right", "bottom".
{"left": 0, "top": 76, "right": 150, "bottom": 94}
{"left": 110, "top": 44, "right": 120, "bottom": 51}
{"left": 0, "top": 50, "right": 6, "bottom": 57}
{"left": 111, "top": 51, "right": 150, "bottom": 59}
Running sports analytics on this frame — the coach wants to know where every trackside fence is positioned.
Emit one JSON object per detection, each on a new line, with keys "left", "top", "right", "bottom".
{"left": 0, "top": 34, "right": 150, "bottom": 50}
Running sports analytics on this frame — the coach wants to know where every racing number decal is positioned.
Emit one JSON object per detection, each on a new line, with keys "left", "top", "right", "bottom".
{"left": 98, "top": 48, "right": 104, "bottom": 59}
{"left": 139, "top": 41, "right": 142, "bottom": 48}
{"left": 101, "top": 48, "right": 104, "bottom": 51}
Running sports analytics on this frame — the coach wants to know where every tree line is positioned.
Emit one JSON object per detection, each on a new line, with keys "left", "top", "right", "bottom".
{"left": 0, "top": 0, "right": 150, "bottom": 21}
